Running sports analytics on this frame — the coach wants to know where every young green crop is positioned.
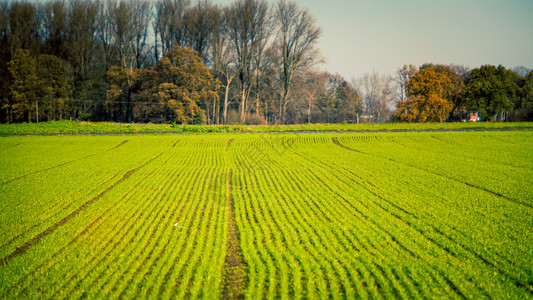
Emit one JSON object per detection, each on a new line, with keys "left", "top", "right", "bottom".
{"left": 1, "top": 120, "right": 532, "bottom": 135}
{"left": 1, "top": 131, "right": 532, "bottom": 298}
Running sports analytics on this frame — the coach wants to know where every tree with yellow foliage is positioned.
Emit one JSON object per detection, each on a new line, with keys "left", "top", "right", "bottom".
{"left": 106, "top": 66, "right": 140, "bottom": 122}
{"left": 395, "top": 69, "right": 453, "bottom": 122}
{"left": 7, "top": 49, "right": 38, "bottom": 122}
{"left": 7, "top": 49, "right": 73, "bottom": 123}
{"left": 138, "top": 46, "right": 220, "bottom": 124}
{"left": 105, "top": 47, "right": 219, "bottom": 124}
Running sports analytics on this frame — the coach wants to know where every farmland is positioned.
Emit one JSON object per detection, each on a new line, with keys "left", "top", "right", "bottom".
{"left": 0, "top": 120, "right": 532, "bottom": 135}
{"left": 1, "top": 130, "right": 532, "bottom": 298}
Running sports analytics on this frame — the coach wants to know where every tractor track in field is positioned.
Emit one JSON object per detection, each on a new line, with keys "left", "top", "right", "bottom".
{"left": 226, "top": 138, "right": 234, "bottom": 151}
{"left": 45, "top": 141, "right": 180, "bottom": 297}
{"left": 58, "top": 167, "right": 171, "bottom": 297}
{"left": 0, "top": 149, "right": 163, "bottom": 267}
{"left": 0, "top": 167, "right": 162, "bottom": 298}
{"left": 0, "top": 172, "right": 120, "bottom": 251}
{"left": 331, "top": 137, "right": 533, "bottom": 296}
{"left": 102, "top": 170, "right": 181, "bottom": 298}
{"left": 4, "top": 171, "right": 144, "bottom": 298}
{"left": 2, "top": 132, "right": 531, "bottom": 298}
{"left": 289, "top": 148, "right": 476, "bottom": 298}
{"left": 332, "top": 137, "right": 533, "bottom": 210}
{"left": 105, "top": 139, "right": 129, "bottom": 151}
{"left": 53, "top": 140, "right": 179, "bottom": 293}
{"left": 1, "top": 141, "right": 24, "bottom": 150}
{"left": 260, "top": 150, "right": 392, "bottom": 297}
{"left": 328, "top": 155, "right": 524, "bottom": 297}
{"left": 221, "top": 169, "right": 247, "bottom": 300}
{"left": 0, "top": 139, "right": 129, "bottom": 185}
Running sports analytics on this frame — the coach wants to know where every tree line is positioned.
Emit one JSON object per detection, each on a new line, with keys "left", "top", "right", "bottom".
{"left": 395, "top": 64, "right": 533, "bottom": 122}
{"left": 1, "top": 0, "right": 531, "bottom": 124}
{"left": 1, "top": 0, "right": 326, "bottom": 124}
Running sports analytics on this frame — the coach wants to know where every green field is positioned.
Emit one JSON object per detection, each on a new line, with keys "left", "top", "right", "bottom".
{"left": 1, "top": 130, "right": 532, "bottom": 298}
{"left": 1, "top": 120, "right": 532, "bottom": 135}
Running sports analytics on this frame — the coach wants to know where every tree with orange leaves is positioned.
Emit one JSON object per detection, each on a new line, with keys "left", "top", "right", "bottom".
{"left": 395, "top": 68, "right": 453, "bottom": 122}
{"left": 133, "top": 46, "right": 219, "bottom": 124}
{"left": 106, "top": 65, "right": 140, "bottom": 122}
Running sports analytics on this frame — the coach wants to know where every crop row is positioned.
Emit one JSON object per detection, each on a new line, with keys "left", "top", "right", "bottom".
{"left": 1, "top": 131, "right": 531, "bottom": 298}
{"left": 1, "top": 135, "right": 234, "bottom": 298}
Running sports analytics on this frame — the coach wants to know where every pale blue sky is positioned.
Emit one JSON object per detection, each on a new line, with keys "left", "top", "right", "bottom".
{"left": 216, "top": 0, "right": 533, "bottom": 79}
{"left": 305, "top": 0, "right": 533, "bottom": 79}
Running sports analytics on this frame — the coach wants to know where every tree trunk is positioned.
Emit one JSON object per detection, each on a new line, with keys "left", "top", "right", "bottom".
{"left": 240, "top": 86, "right": 247, "bottom": 124}
{"left": 256, "top": 94, "right": 260, "bottom": 115}
{"left": 279, "top": 96, "right": 283, "bottom": 124}
{"left": 223, "top": 85, "right": 230, "bottom": 124}
{"left": 212, "top": 99, "right": 216, "bottom": 125}
{"left": 206, "top": 103, "right": 211, "bottom": 124}
{"left": 282, "top": 98, "right": 289, "bottom": 124}
{"left": 126, "top": 90, "right": 133, "bottom": 122}
{"left": 307, "top": 99, "right": 311, "bottom": 123}
{"left": 27, "top": 99, "right": 32, "bottom": 123}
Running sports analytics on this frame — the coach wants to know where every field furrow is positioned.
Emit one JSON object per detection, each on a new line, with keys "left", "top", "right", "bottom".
{"left": 1, "top": 131, "right": 531, "bottom": 298}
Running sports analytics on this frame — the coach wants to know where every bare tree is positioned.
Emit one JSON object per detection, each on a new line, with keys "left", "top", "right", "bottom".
{"left": 449, "top": 64, "right": 470, "bottom": 78}
{"left": 67, "top": 0, "right": 99, "bottom": 82}
{"left": 0, "top": 2, "right": 10, "bottom": 123}
{"left": 275, "top": 0, "right": 321, "bottom": 124}
{"left": 397, "top": 64, "right": 417, "bottom": 104}
{"left": 225, "top": 0, "right": 270, "bottom": 124}
{"left": 6, "top": 2, "right": 40, "bottom": 57}
{"left": 184, "top": 0, "right": 214, "bottom": 62}
{"left": 152, "top": 1, "right": 161, "bottom": 63}
{"left": 254, "top": 45, "right": 278, "bottom": 123}
{"left": 513, "top": 66, "right": 532, "bottom": 78}
{"left": 41, "top": 0, "right": 69, "bottom": 59}
{"left": 96, "top": 0, "right": 115, "bottom": 71}
{"left": 359, "top": 71, "right": 396, "bottom": 123}
{"left": 250, "top": 4, "right": 273, "bottom": 118}
{"left": 0, "top": 3, "right": 8, "bottom": 48}
{"left": 102, "top": 0, "right": 150, "bottom": 71}
{"left": 154, "top": 0, "right": 190, "bottom": 62}
{"left": 130, "top": 0, "right": 152, "bottom": 69}
{"left": 208, "top": 5, "right": 236, "bottom": 124}
{"left": 0, "top": 3, "right": 7, "bottom": 41}
{"left": 110, "top": 0, "right": 134, "bottom": 70}
{"left": 301, "top": 71, "right": 326, "bottom": 123}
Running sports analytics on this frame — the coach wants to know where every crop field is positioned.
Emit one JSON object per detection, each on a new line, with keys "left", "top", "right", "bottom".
{"left": 1, "top": 120, "right": 532, "bottom": 135}
{"left": 0, "top": 130, "right": 532, "bottom": 298}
